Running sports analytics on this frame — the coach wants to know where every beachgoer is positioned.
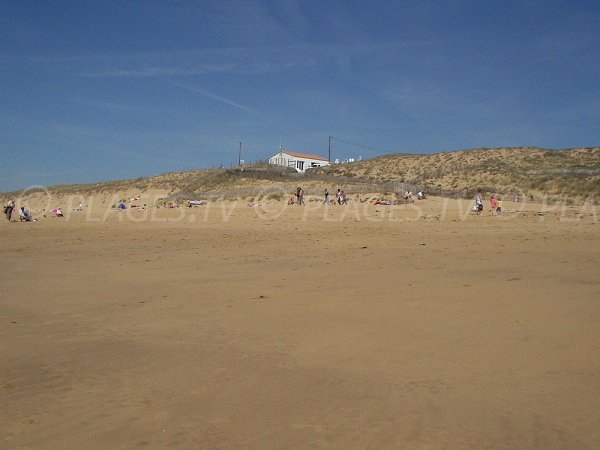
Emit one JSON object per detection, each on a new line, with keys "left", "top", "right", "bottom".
{"left": 19, "top": 207, "right": 32, "bottom": 222}
{"left": 288, "top": 196, "right": 295, "bottom": 205}
{"left": 336, "top": 189, "right": 342, "bottom": 204}
{"left": 340, "top": 190, "right": 348, "bottom": 205}
{"left": 324, "top": 189, "right": 330, "bottom": 205}
{"left": 298, "top": 187, "right": 305, "bottom": 206}
{"left": 475, "top": 190, "right": 483, "bottom": 215}
{"left": 5, "top": 200, "right": 15, "bottom": 221}
{"left": 496, "top": 198, "right": 502, "bottom": 215}
{"left": 490, "top": 195, "right": 497, "bottom": 215}
{"left": 514, "top": 194, "right": 519, "bottom": 203}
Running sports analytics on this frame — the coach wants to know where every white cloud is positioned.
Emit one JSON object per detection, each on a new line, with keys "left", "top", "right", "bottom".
{"left": 164, "top": 79, "right": 257, "bottom": 114}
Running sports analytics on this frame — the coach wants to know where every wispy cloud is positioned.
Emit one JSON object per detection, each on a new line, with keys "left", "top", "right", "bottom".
{"left": 70, "top": 97, "right": 179, "bottom": 116}
{"left": 1, "top": 121, "right": 198, "bottom": 167}
{"left": 77, "top": 62, "right": 237, "bottom": 78}
{"left": 72, "top": 47, "right": 319, "bottom": 78}
{"left": 164, "top": 79, "right": 257, "bottom": 114}
{"left": 2, "top": 40, "right": 432, "bottom": 80}
{"left": 535, "top": 32, "right": 594, "bottom": 53}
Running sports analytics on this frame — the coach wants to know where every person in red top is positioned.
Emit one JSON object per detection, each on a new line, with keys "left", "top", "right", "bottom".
{"left": 490, "top": 195, "right": 497, "bottom": 215}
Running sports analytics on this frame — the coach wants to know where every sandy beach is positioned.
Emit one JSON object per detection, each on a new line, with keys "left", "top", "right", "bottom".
{"left": 1, "top": 196, "right": 599, "bottom": 449}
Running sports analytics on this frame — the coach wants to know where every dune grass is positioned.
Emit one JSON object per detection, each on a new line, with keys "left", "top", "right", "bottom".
{"left": 3, "top": 147, "right": 598, "bottom": 204}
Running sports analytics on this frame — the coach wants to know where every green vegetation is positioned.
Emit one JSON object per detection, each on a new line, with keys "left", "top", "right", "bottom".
{"left": 316, "top": 147, "right": 599, "bottom": 202}
{"left": 2, "top": 147, "right": 598, "bottom": 204}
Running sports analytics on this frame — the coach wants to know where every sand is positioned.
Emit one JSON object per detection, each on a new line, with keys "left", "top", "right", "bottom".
{"left": 1, "top": 196, "right": 599, "bottom": 449}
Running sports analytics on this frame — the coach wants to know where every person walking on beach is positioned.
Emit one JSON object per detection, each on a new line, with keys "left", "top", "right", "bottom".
{"left": 324, "top": 189, "right": 330, "bottom": 205}
{"left": 490, "top": 195, "right": 497, "bottom": 215}
{"left": 336, "top": 189, "right": 342, "bottom": 204}
{"left": 475, "top": 190, "right": 483, "bottom": 215}
{"left": 297, "top": 187, "right": 305, "bottom": 206}
{"left": 340, "top": 190, "right": 348, "bottom": 205}
{"left": 4, "top": 199, "right": 15, "bottom": 221}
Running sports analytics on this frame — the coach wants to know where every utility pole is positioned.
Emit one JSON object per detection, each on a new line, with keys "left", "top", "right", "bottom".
{"left": 238, "top": 141, "right": 242, "bottom": 166}
{"left": 328, "top": 136, "right": 332, "bottom": 163}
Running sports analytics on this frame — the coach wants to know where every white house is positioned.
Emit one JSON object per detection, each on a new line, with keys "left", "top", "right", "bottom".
{"left": 268, "top": 149, "right": 330, "bottom": 173}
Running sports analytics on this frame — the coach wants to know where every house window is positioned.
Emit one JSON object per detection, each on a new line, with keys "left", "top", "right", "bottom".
{"left": 296, "top": 161, "right": 304, "bottom": 170}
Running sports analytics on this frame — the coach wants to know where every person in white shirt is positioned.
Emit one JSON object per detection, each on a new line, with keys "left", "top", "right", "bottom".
{"left": 475, "top": 190, "right": 483, "bottom": 215}
{"left": 4, "top": 199, "right": 15, "bottom": 221}
{"left": 19, "top": 207, "right": 32, "bottom": 222}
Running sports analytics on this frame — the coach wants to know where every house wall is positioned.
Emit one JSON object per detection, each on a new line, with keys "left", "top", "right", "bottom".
{"left": 268, "top": 153, "right": 329, "bottom": 173}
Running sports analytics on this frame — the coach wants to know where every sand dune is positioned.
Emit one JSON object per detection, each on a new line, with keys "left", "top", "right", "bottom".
{"left": 1, "top": 197, "right": 599, "bottom": 448}
{"left": 319, "top": 147, "right": 600, "bottom": 202}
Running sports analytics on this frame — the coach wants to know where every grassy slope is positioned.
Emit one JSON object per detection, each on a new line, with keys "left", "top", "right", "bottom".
{"left": 318, "top": 147, "right": 600, "bottom": 201}
{"left": 3, "top": 148, "right": 599, "bottom": 203}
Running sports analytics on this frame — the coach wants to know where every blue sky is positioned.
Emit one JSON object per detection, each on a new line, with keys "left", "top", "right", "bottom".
{"left": 1, "top": 0, "right": 599, "bottom": 191}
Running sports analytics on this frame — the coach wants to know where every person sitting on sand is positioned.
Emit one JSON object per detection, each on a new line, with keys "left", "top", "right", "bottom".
{"left": 19, "top": 207, "right": 32, "bottom": 222}
{"left": 288, "top": 197, "right": 295, "bottom": 205}
{"left": 373, "top": 198, "right": 390, "bottom": 206}
{"left": 52, "top": 208, "right": 64, "bottom": 217}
